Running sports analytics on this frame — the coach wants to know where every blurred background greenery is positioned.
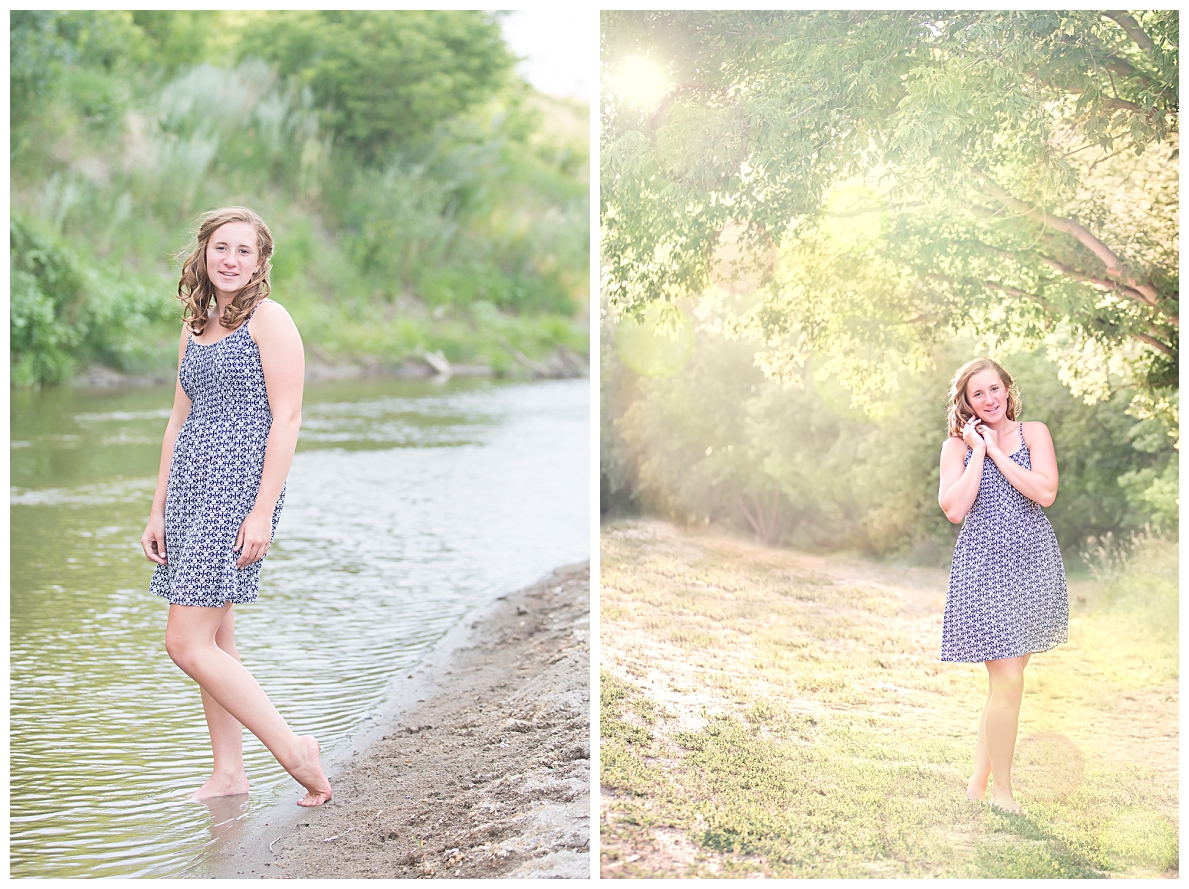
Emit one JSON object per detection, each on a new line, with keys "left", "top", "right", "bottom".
{"left": 11, "top": 10, "right": 589, "bottom": 387}
{"left": 600, "top": 11, "right": 1177, "bottom": 565}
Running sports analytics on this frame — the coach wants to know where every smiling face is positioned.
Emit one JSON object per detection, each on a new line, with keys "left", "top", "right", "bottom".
{"left": 205, "top": 220, "right": 261, "bottom": 298}
{"left": 964, "top": 368, "right": 1008, "bottom": 424}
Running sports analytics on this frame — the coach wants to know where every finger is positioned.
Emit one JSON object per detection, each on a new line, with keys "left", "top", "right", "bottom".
{"left": 239, "top": 540, "right": 259, "bottom": 567}
{"left": 143, "top": 535, "right": 165, "bottom": 565}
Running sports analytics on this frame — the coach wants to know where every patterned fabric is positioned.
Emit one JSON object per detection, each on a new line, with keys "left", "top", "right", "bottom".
{"left": 942, "top": 423, "right": 1068, "bottom": 662}
{"left": 150, "top": 300, "right": 284, "bottom": 607}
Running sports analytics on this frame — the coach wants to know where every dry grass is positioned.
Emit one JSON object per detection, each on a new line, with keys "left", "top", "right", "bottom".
{"left": 599, "top": 519, "right": 1178, "bottom": 878}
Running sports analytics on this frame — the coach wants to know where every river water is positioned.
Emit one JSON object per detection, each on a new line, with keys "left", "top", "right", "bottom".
{"left": 10, "top": 376, "right": 589, "bottom": 878}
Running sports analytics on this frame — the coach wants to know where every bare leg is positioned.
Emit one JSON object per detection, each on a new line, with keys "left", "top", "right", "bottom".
{"left": 192, "top": 606, "right": 249, "bottom": 800}
{"left": 967, "top": 679, "right": 992, "bottom": 802}
{"left": 983, "top": 653, "right": 1030, "bottom": 813}
{"left": 166, "top": 603, "right": 332, "bottom": 806}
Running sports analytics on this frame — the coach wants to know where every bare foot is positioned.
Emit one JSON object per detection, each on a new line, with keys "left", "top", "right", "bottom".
{"left": 290, "top": 735, "right": 332, "bottom": 807}
{"left": 967, "top": 773, "right": 989, "bottom": 803}
{"left": 989, "top": 791, "right": 1022, "bottom": 814}
{"left": 190, "top": 773, "right": 249, "bottom": 801}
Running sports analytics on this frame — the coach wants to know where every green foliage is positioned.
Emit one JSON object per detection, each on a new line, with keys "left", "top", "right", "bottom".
{"left": 601, "top": 11, "right": 1178, "bottom": 414}
{"left": 11, "top": 11, "right": 589, "bottom": 386}
{"left": 10, "top": 214, "right": 85, "bottom": 385}
{"left": 129, "top": 11, "right": 221, "bottom": 72}
{"left": 11, "top": 215, "right": 175, "bottom": 385}
{"left": 237, "top": 11, "right": 517, "bottom": 163}
{"left": 11, "top": 11, "right": 147, "bottom": 118}
{"left": 603, "top": 326, "right": 1177, "bottom": 555}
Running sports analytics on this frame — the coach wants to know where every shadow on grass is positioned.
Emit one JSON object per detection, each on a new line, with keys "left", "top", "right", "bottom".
{"left": 974, "top": 807, "right": 1106, "bottom": 879}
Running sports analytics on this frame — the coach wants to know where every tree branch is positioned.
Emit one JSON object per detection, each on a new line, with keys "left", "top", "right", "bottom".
{"left": 958, "top": 240, "right": 1166, "bottom": 321}
{"left": 1033, "top": 253, "right": 1152, "bottom": 308}
{"left": 1103, "top": 11, "right": 1156, "bottom": 57}
{"left": 1133, "top": 331, "right": 1175, "bottom": 356}
{"left": 968, "top": 167, "right": 1165, "bottom": 313}
{"left": 905, "top": 269, "right": 1173, "bottom": 357}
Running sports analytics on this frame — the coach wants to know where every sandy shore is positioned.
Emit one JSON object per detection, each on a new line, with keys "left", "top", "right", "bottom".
{"left": 211, "top": 562, "right": 590, "bottom": 879}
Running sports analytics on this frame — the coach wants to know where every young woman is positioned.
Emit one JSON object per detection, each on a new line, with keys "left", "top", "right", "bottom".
{"left": 937, "top": 358, "right": 1067, "bottom": 814}
{"left": 140, "top": 207, "right": 331, "bottom": 807}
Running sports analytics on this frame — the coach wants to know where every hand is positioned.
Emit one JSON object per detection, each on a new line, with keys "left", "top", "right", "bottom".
{"left": 235, "top": 508, "right": 273, "bottom": 568}
{"left": 961, "top": 417, "right": 985, "bottom": 452}
{"left": 978, "top": 422, "right": 1001, "bottom": 456}
{"left": 141, "top": 515, "right": 167, "bottom": 565}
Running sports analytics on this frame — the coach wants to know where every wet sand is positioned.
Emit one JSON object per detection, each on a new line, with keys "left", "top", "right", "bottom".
{"left": 211, "top": 562, "right": 590, "bottom": 879}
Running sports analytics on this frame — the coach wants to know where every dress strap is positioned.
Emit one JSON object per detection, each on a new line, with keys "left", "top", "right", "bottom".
{"left": 245, "top": 297, "right": 271, "bottom": 325}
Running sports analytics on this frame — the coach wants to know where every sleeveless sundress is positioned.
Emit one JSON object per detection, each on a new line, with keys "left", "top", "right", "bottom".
{"left": 941, "top": 423, "right": 1068, "bottom": 662}
{"left": 149, "top": 299, "right": 285, "bottom": 607}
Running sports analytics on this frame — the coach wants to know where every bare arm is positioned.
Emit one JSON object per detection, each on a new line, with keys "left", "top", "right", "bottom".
{"left": 140, "top": 326, "right": 194, "bottom": 564}
{"left": 938, "top": 431, "right": 984, "bottom": 524}
{"left": 982, "top": 421, "right": 1059, "bottom": 507}
{"left": 235, "top": 301, "right": 305, "bottom": 567}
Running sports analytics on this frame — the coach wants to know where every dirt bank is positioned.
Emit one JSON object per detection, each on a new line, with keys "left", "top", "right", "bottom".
{"left": 214, "top": 562, "right": 590, "bottom": 879}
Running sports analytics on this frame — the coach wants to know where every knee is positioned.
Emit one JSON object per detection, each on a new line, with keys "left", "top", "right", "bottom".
{"left": 989, "top": 668, "right": 1025, "bottom": 698}
{"left": 165, "top": 628, "right": 200, "bottom": 675}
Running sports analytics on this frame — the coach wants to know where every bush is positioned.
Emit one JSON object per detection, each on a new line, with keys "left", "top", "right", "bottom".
{"left": 10, "top": 214, "right": 176, "bottom": 385}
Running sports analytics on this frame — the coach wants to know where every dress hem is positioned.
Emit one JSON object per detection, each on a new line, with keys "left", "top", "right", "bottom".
{"left": 150, "top": 585, "right": 259, "bottom": 608}
{"left": 940, "top": 637, "right": 1067, "bottom": 663}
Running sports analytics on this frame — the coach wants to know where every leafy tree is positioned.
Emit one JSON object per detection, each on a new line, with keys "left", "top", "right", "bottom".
{"left": 129, "top": 11, "right": 222, "bottom": 72}
{"left": 237, "top": 11, "right": 517, "bottom": 163}
{"left": 602, "top": 11, "right": 1178, "bottom": 413}
{"left": 11, "top": 11, "right": 147, "bottom": 122}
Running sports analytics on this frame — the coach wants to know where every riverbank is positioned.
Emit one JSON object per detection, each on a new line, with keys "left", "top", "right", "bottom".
{"left": 66, "top": 346, "right": 588, "bottom": 388}
{"left": 600, "top": 519, "right": 1177, "bottom": 878}
{"left": 213, "top": 561, "right": 590, "bottom": 879}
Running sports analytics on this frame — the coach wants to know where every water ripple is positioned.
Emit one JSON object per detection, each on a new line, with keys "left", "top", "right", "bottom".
{"left": 11, "top": 377, "right": 588, "bottom": 878}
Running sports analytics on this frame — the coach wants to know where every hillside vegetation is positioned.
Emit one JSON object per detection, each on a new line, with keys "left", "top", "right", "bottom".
{"left": 11, "top": 11, "right": 588, "bottom": 386}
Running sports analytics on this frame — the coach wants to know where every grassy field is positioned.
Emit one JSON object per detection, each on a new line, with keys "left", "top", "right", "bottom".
{"left": 599, "top": 519, "right": 1178, "bottom": 879}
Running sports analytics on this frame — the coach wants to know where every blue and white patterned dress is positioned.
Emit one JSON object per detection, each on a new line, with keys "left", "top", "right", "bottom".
{"left": 941, "top": 423, "right": 1068, "bottom": 662}
{"left": 150, "top": 299, "right": 285, "bottom": 607}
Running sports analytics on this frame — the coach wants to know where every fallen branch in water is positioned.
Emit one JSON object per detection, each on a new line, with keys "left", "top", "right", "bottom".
{"left": 497, "top": 337, "right": 550, "bottom": 377}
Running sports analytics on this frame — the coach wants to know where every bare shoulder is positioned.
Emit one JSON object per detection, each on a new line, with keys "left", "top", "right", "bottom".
{"left": 251, "top": 298, "right": 295, "bottom": 326}
{"left": 941, "top": 435, "right": 966, "bottom": 458}
{"left": 1021, "top": 420, "right": 1052, "bottom": 444}
{"left": 249, "top": 299, "right": 301, "bottom": 338}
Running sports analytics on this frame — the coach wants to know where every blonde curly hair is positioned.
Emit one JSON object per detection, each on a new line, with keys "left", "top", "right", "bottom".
{"left": 177, "top": 207, "right": 273, "bottom": 337}
{"left": 945, "top": 358, "right": 1021, "bottom": 439}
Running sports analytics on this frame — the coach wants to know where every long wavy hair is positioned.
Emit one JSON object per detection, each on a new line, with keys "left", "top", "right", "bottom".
{"left": 177, "top": 207, "right": 273, "bottom": 336}
{"left": 946, "top": 358, "right": 1022, "bottom": 439}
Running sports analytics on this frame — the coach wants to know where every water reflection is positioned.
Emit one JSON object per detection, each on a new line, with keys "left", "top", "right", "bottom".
{"left": 11, "top": 376, "right": 588, "bottom": 877}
